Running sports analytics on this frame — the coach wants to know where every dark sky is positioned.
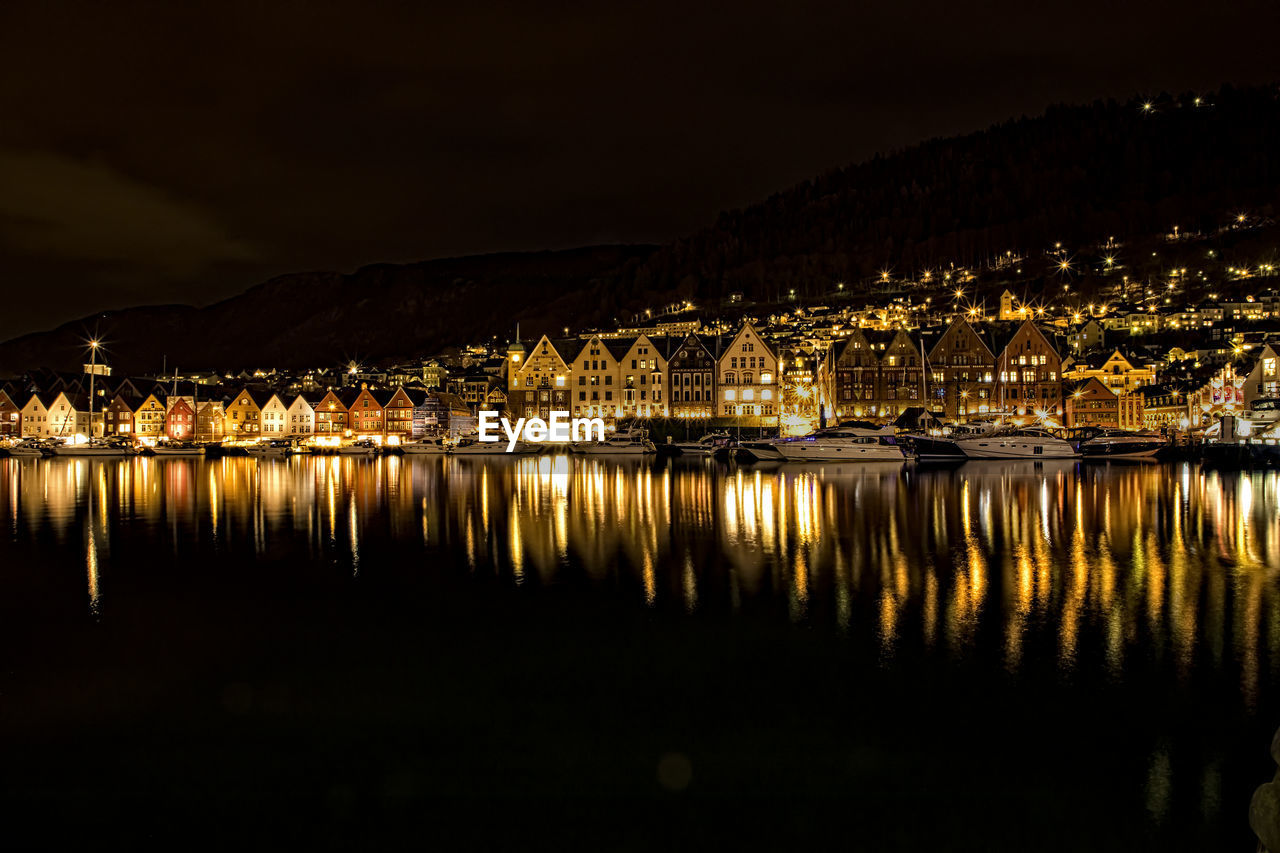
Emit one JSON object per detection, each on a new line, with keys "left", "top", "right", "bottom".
{"left": 2, "top": 0, "right": 1277, "bottom": 341}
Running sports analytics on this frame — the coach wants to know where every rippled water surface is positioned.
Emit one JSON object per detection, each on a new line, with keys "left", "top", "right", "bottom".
{"left": 2, "top": 455, "right": 1278, "bottom": 849}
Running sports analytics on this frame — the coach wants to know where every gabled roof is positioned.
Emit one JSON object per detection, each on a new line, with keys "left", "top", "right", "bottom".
{"left": 109, "top": 393, "right": 143, "bottom": 410}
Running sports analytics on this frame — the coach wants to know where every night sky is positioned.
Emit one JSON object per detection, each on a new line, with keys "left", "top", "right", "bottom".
{"left": 2, "top": 0, "right": 1277, "bottom": 342}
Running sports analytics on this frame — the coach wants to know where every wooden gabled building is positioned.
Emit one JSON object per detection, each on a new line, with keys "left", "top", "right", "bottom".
{"left": 105, "top": 393, "right": 142, "bottom": 436}
{"left": 20, "top": 393, "right": 49, "bottom": 438}
{"left": 1064, "top": 377, "right": 1119, "bottom": 429}
{"left": 926, "top": 318, "right": 997, "bottom": 420}
{"left": 667, "top": 333, "right": 717, "bottom": 419}
{"left": 716, "top": 323, "right": 779, "bottom": 427}
{"left": 0, "top": 387, "right": 21, "bottom": 436}
{"left": 165, "top": 397, "right": 196, "bottom": 440}
{"left": 347, "top": 384, "right": 384, "bottom": 436}
{"left": 506, "top": 335, "right": 573, "bottom": 421}
{"left": 995, "top": 320, "right": 1065, "bottom": 420}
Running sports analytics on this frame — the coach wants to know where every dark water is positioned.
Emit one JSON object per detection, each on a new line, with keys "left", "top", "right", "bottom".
{"left": 2, "top": 454, "right": 1278, "bottom": 849}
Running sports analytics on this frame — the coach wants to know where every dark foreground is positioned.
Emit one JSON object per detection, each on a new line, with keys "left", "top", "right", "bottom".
{"left": 1, "top": 456, "right": 1276, "bottom": 849}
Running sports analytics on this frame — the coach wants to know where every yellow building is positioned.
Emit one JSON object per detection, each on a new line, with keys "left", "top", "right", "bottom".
{"left": 224, "top": 388, "right": 264, "bottom": 438}
{"left": 717, "top": 323, "right": 779, "bottom": 427}
{"left": 508, "top": 335, "right": 572, "bottom": 420}
{"left": 1063, "top": 349, "right": 1155, "bottom": 395}
{"left": 134, "top": 393, "right": 168, "bottom": 440}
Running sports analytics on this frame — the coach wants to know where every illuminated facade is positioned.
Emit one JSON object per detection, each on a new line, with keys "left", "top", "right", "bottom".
{"left": 616, "top": 335, "right": 666, "bottom": 419}
{"left": 717, "top": 323, "right": 778, "bottom": 427}
{"left": 224, "top": 389, "right": 263, "bottom": 437}
{"left": 996, "top": 320, "right": 1064, "bottom": 419}
{"left": 1062, "top": 349, "right": 1155, "bottom": 395}
{"left": 1064, "top": 377, "right": 1119, "bottom": 428}
{"left": 165, "top": 397, "right": 196, "bottom": 440}
{"left": 668, "top": 334, "right": 716, "bottom": 419}
{"left": 348, "top": 385, "right": 384, "bottom": 435}
{"left": 134, "top": 393, "right": 167, "bottom": 441}
{"left": 312, "top": 389, "right": 350, "bottom": 435}
{"left": 0, "top": 388, "right": 19, "bottom": 436}
{"left": 285, "top": 394, "right": 315, "bottom": 436}
{"left": 569, "top": 335, "right": 624, "bottom": 420}
{"left": 926, "top": 318, "right": 995, "bottom": 420}
{"left": 507, "top": 335, "right": 572, "bottom": 420}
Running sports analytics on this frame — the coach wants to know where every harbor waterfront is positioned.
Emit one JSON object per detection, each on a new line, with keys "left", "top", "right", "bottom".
{"left": 1, "top": 453, "right": 1277, "bottom": 848}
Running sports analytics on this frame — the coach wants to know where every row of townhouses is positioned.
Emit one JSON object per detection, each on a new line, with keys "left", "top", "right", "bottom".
{"left": 2, "top": 317, "right": 1277, "bottom": 440}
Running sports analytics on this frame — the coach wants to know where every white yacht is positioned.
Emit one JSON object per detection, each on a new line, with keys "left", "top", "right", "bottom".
{"left": 775, "top": 432, "right": 905, "bottom": 463}
{"left": 334, "top": 439, "right": 382, "bottom": 455}
{"left": 150, "top": 441, "right": 207, "bottom": 457}
{"left": 957, "top": 428, "right": 1079, "bottom": 460}
{"left": 738, "top": 423, "right": 896, "bottom": 462}
{"left": 400, "top": 437, "right": 451, "bottom": 455}
{"left": 451, "top": 439, "right": 539, "bottom": 455}
{"left": 246, "top": 438, "right": 301, "bottom": 456}
{"left": 1077, "top": 429, "right": 1165, "bottom": 460}
{"left": 3, "top": 439, "right": 48, "bottom": 457}
{"left": 574, "top": 430, "right": 657, "bottom": 455}
{"left": 52, "top": 437, "right": 140, "bottom": 457}
{"left": 900, "top": 420, "right": 1002, "bottom": 462}
{"left": 670, "top": 431, "right": 731, "bottom": 456}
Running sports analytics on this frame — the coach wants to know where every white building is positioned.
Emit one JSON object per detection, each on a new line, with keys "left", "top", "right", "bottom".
{"left": 286, "top": 394, "right": 315, "bottom": 436}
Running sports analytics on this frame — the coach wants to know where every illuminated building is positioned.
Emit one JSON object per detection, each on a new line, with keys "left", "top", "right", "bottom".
{"left": 995, "top": 320, "right": 1064, "bottom": 419}
{"left": 926, "top": 318, "right": 996, "bottom": 420}
{"left": 165, "top": 396, "right": 196, "bottom": 440}
{"left": 1063, "top": 378, "right": 1119, "bottom": 428}
{"left": 507, "top": 335, "right": 573, "bottom": 420}
{"left": 667, "top": 333, "right": 717, "bottom": 420}
{"left": 716, "top": 323, "right": 779, "bottom": 427}
{"left": 0, "top": 387, "right": 20, "bottom": 436}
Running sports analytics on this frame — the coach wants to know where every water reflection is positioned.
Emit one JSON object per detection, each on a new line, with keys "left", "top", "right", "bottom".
{"left": 0, "top": 455, "right": 1278, "bottom": 702}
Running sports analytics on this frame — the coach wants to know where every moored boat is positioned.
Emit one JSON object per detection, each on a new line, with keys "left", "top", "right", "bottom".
{"left": 2, "top": 439, "right": 50, "bottom": 457}
{"left": 956, "top": 427, "right": 1079, "bottom": 460}
{"left": 774, "top": 432, "right": 905, "bottom": 463}
{"left": 334, "top": 439, "right": 382, "bottom": 455}
{"left": 573, "top": 429, "right": 657, "bottom": 455}
{"left": 52, "top": 437, "right": 140, "bottom": 457}
{"left": 400, "top": 437, "right": 451, "bottom": 454}
{"left": 150, "top": 441, "right": 208, "bottom": 457}
{"left": 670, "top": 431, "right": 731, "bottom": 456}
{"left": 1076, "top": 428, "right": 1166, "bottom": 460}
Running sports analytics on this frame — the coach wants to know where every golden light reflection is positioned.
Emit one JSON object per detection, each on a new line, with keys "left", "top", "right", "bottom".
{"left": 0, "top": 456, "right": 1276, "bottom": 702}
